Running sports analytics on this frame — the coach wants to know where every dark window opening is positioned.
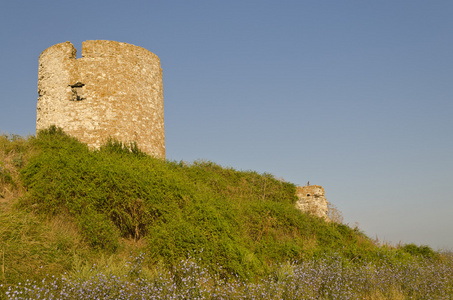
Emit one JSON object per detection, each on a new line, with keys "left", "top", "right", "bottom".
{"left": 69, "top": 82, "right": 86, "bottom": 101}
{"left": 307, "top": 194, "right": 311, "bottom": 197}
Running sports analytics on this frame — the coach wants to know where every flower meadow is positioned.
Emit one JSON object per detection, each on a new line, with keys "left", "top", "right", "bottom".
{"left": 3, "top": 253, "right": 453, "bottom": 299}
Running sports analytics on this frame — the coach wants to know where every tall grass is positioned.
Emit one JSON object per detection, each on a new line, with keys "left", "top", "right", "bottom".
{"left": 1, "top": 127, "right": 451, "bottom": 298}
{"left": 17, "top": 127, "right": 384, "bottom": 279}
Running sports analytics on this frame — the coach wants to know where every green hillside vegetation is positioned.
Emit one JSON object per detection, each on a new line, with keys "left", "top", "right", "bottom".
{"left": 1, "top": 127, "right": 450, "bottom": 298}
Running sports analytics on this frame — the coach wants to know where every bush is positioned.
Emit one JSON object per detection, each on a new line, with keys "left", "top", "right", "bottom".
{"left": 16, "top": 126, "right": 434, "bottom": 279}
{"left": 78, "top": 209, "right": 120, "bottom": 252}
{"left": 401, "top": 243, "right": 438, "bottom": 259}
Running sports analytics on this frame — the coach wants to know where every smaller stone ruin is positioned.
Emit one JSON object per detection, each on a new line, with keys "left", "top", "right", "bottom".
{"left": 295, "top": 184, "right": 329, "bottom": 221}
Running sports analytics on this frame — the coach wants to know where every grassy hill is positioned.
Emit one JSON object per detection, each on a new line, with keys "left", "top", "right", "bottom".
{"left": 1, "top": 127, "right": 451, "bottom": 298}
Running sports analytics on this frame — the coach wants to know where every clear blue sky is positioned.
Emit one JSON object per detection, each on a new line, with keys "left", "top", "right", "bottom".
{"left": 1, "top": 1, "right": 452, "bottom": 250}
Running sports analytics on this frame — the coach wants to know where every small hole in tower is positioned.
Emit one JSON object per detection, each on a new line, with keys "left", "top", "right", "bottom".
{"left": 307, "top": 194, "right": 311, "bottom": 197}
{"left": 69, "top": 82, "right": 86, "bottom": 101}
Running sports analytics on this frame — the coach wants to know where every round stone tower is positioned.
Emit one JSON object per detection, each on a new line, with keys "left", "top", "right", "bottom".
{"left": 37, "top": 40, "right": 165, "bottom": 158}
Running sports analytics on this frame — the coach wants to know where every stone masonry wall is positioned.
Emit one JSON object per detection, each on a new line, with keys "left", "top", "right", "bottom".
{"left": 295, "top": 185, "right": 329, "bottom": 221}
{"left": 37, "top": 40, "right": 165, "bottom": 158}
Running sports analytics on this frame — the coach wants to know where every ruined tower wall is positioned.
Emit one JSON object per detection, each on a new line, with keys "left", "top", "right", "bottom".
{"left": 295, "top": 185, "right": 329, "bottom": 221}
{"left": 37, "top": 40, "right": 165, "bottom": 158}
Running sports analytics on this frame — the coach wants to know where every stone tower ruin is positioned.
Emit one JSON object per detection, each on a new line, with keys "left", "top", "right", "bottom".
{"left": 37, "top": 40, "right": 165, "bottom": 158}
{"left": 295, "top": 185, "right": 329, "bottom": 220}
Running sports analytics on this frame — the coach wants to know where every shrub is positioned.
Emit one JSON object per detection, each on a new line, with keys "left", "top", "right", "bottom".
{"left": 16, "top": 126, "right": 438, "bottom": 280}
{"left": 401, "top": 243, "right": 438, "bottom": 259}
{"left": 78, "top": 209, "right": 120, "bottom": 252}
